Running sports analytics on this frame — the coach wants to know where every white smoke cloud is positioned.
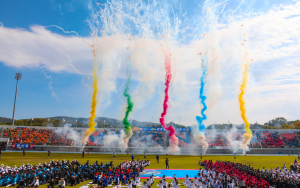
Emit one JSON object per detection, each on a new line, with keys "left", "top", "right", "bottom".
{"left": 102, "top": 130, "right": 126, "bottom": 151}
{"left": 192, "top": 126, "right": 209, "bottom": 154}
{"left": 55, "top": 123, "right": 82, "bottom": 146}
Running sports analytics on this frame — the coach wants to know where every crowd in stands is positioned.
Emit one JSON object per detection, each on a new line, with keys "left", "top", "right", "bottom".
{"left": 3, "top": 128, "right": 20, "bottom": 141}
{"left": 11, "top": 128, "right": 37, "bottom": 144}
{"left": 282, "top": 133, "right": 299, "bottom": 148}
{"left": 0, "top": 158, "right": 149, "bottom": 188}
{"left": 18, "top": 128, "right": 37, "bottom": 144}
{"left": 249, "top": 142, "right": 263, "bottom": 148}
{"left": 33, "top": 129, "right": 53, "bottom": 145}
{"left": 208, "top": 134, "right": 224, "bottom": 148}
{"left": 255, "top": 132, "right": 283, "bottom": 148}
{"left": 48, "top": 133, "right": 73, "bottom": 146}
{"left": 5, "top": 126, "right": 300, "bottom": 149}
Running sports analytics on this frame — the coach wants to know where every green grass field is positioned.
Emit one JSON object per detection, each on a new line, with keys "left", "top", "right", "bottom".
{"left": 1, "top": 152, "right": 297, "bottom": 188}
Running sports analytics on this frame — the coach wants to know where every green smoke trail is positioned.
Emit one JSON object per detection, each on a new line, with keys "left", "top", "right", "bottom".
{"left": 122, "top": 59, "right": 134, "bottom": 139}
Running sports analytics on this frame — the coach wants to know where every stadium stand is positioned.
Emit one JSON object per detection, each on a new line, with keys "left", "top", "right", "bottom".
{"left": 282, "top": 133, "right": 299, "bottom": 147}
{"left": 18, "top": 128, "right": 37, "bottom": 144}
{"left": 256, "top": 131, "right": 283, "bottom": 148}
{"left": 208, "top": 134, "right": 224, "bottom": 148}
{"left": 3, "top": 128, "right": 20, "bottom": 140}
{"left": 1, "top": 125, "right": 300, "bottom": 149}
{"left": 48, "top": 132, "right": 73, "bottom": 146}
{"left": 33, "top": 129, "right": 52, "bottom": 145}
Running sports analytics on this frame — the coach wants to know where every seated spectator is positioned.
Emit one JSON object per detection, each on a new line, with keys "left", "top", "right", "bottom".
{"left": 58, "top": 178, "right": 65, "bottom": 188}
{"left": 47, "top": 178, "right": 55, "bottom": 188}
{"left": 31, "top": 177, "right": 39, "bottom": 188}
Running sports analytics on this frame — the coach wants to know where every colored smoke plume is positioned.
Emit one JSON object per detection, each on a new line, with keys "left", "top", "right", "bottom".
{"left": 82, "top": 38, "right": 98, "bottom": 145}
{"left": 122, "top": 57, "right": 134, "bottom": 149}
{"left": 238, "top": 31, "right": 252, "bottom": 153}
{"left": 194, "top": 58, "right": 209, "bottom": 153}
{"left": 160, "top": 50, "right": 179, "bottom": 152}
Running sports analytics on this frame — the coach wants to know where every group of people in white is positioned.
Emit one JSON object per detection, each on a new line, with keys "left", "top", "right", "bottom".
{"left": 120, "top": 160, "right": 150, "bottom": 169}
{"left": 0, "top": 159, "right": 70, "bottom": 174}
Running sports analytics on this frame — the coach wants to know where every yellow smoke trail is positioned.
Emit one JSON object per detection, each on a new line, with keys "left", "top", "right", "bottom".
{"left": 82, "top": 38, "right": 98, "bottom": 145}
{"left": 239, "top": 32, "right": 252, "bottom": 151}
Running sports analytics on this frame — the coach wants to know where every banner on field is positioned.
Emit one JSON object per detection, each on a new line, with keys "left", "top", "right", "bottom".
{"left": 133, "top": 127, "right": 164, "bottom": 131}
{"left": 133, "top": 127, "right": 191, "bottom": 132}
{"left": 12, "top": 143, "right": 34, "bottom": 149}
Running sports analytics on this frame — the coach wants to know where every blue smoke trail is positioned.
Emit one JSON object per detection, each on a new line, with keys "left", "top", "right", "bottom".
{"left": 196, "top": 58, "right": 208, "bottom": 132}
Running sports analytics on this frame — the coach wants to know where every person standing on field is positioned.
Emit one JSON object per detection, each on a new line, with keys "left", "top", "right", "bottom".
{"left": 114, "top": 152, "right": 116, "bottom": 159}
{"left": 23, "top": 149, "right": 25, "bottom": 157}
{"left": 144, "top": 152, "right": 146, "bottom": 159}
{"left": 165, "top": 158, "right": 169, "bottom": 169}
{"left": 156, "top": 154, "right": 159, "bottom": 163}
{"left": 82, "top": 150, "right": 85, "bottom": 158}
{"left": 48, "top": 151, "right": 50, "bottom": 158}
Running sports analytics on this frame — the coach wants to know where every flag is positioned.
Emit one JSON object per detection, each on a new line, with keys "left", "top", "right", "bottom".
{"left": 76, "top": 119, "right": 77, "bottom": 122}
{"left": 63, "top": 119, "right": 65, "bottom": 122}
{"left": 48, "top": 118, "right": 50, "bottom": 122}
{"left": 32, "top": 118, "right": 33, "bottom": 120}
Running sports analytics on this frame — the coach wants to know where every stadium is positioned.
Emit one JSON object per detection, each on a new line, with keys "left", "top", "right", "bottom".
{"left": 0, "top": 124, "right": 299, "bottom": 187}
{"left": 1, "top": 0, "right": 300, "bottom": 187}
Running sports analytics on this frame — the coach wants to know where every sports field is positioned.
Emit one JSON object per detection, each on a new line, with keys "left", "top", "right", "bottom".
{"left": 1, "top": 152, "right": 297, "bottom": 188}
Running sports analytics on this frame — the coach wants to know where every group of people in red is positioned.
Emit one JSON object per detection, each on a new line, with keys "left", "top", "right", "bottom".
{"left": 202, "top": 160, "right": 270, "bottom": 188}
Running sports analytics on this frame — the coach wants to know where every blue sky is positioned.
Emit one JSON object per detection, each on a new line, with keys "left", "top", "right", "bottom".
{"left": 0, "top": 0, "right": 299, "bottom": 126}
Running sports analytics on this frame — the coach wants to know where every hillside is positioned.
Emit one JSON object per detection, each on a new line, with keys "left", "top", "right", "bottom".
{"left": 0, "top": 117, "right": 12, "bottom": 123}
{"left": 0, "top": 116, "right": 184, "bottom": 128}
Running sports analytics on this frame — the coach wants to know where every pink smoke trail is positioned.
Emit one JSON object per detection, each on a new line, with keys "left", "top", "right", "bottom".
{"left": 160, "top": 50, "right": 179, "bottom": 152}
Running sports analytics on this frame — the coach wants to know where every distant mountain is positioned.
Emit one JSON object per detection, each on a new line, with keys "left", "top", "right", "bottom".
{"left": 47, "top": 116, "right": 164, "bottom": 128}
{"left": 0, "top": 116, "right": 185, "bottom": 128}
{"left": 47, "top": 116, "right": 87, "bottom": 123}
{"left": 0, "top": 117, "right": 12, "bottom": 123}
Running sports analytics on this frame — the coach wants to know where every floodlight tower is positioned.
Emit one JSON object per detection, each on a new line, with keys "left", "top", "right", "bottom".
{"left": 12, "top": 73, "right": 22, "bottom": 126}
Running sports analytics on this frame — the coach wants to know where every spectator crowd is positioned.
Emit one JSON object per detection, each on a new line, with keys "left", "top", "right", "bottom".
{"left": 2, "top": 127, "right": 300, "bottom": 148}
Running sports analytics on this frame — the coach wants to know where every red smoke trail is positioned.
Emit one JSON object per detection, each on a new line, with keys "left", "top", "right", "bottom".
{"left": 160, "top": 50, "right": 178, "bottom": 151}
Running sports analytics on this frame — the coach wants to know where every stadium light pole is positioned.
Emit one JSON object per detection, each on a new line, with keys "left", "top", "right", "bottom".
{"left": 12, "top": 73, "right": 22, "bottom": 126}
